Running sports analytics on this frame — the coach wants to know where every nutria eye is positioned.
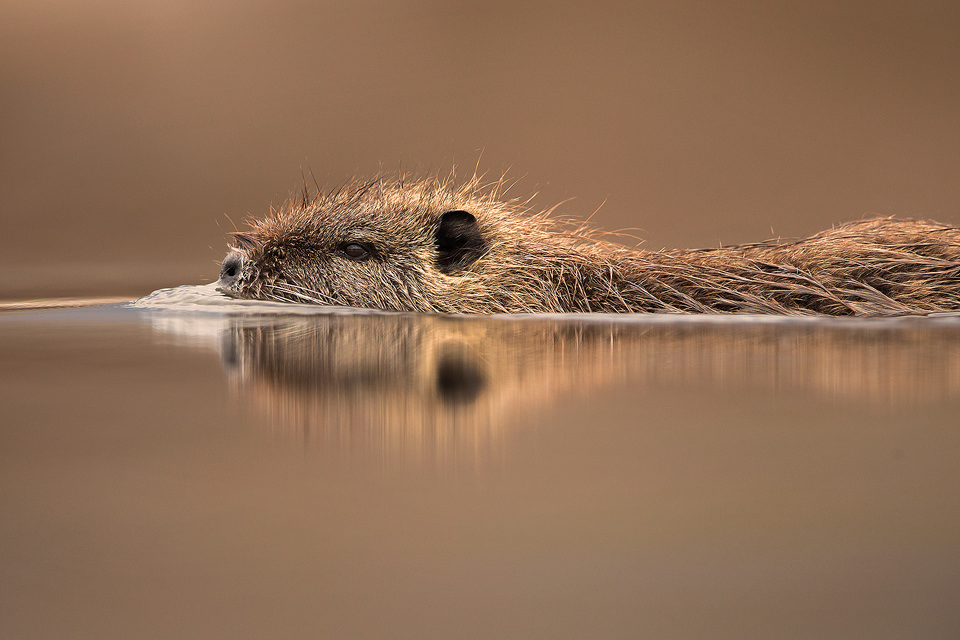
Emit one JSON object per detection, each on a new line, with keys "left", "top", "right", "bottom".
{"left": 339, "top": 242, "right": 373, "bottom": 261}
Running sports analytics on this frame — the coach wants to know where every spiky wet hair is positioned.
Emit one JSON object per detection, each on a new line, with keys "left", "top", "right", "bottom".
{"left": 219, "top": 175, "right": 960, "bottom": 315}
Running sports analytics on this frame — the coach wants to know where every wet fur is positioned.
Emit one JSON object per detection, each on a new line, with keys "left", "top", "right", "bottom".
{"left": 220, "top": 176, "right": 960, "bottom": 316}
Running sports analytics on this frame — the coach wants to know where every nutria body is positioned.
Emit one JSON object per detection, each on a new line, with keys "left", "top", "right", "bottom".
{"left": 216, "top": 176, "right": 960, "bottom": 316}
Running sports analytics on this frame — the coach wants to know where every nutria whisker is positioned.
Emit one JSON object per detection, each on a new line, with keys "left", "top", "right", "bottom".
{"left": 265, "top": 292, "right": 292, "bottom": 304}
{"left": 270, "top": 281, "right": 334, "bottom": 300}
{"left": 267, "top": 287, "right": 313, "bottom": 304}
{"left": 214, "top": 175, "right": 960, "bottom": 316}
{"left": 268, "top": 284, "right": 336, "bottom": 306}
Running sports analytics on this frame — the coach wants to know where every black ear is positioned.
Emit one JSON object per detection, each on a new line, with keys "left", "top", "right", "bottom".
{"left": 435, "top": 210, "right": 488, "bottom": 274}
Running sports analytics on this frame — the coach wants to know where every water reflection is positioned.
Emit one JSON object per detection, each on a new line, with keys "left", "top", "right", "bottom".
{"left": 146, "top": 310, "right": 960, "bottom": 454}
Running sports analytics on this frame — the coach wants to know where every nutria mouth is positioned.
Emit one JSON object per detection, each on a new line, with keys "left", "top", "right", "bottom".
{"left": 216, "top": 176, "right": 960, "bottom": 316}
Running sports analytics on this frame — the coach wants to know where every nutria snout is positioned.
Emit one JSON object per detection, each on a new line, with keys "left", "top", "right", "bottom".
{"left": 217, "top": 176, "right": 960, "bottom": 316}
{"left": 216, "top": 252, "right": 244, "bottom": 293}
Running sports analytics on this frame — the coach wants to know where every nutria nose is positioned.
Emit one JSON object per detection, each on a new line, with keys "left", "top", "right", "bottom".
{"left": 216, "top": 252, "right": 243, "bottom": 293}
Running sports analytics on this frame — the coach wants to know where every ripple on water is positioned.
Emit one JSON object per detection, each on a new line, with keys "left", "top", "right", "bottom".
{"left": 130, "top": 283, "right": 960, "bottom": 327}
{"left": 130, "top": 283, "right": 371, "bottom": 315}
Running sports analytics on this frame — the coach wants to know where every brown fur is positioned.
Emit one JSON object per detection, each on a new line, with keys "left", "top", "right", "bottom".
{"left": 217, "top": 176, "right": 960, "bottom": 316}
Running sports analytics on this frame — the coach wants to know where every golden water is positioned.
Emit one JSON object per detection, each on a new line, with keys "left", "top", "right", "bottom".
{"left": 2, "top": 292, "right": 958, "bottom": 638}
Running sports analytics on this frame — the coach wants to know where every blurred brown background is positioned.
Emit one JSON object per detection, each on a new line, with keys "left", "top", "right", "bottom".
{"left": 2, "top": 0, "right": 958, "bottom": 297}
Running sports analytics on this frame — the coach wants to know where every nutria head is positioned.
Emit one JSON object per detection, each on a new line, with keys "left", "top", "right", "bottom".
{"left": 215, "top": 177, "right": 587, "bottom": 313}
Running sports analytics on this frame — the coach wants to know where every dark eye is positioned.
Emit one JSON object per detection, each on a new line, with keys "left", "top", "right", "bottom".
{"left": 339, "top": 242, "right": 374, "bottom": 261}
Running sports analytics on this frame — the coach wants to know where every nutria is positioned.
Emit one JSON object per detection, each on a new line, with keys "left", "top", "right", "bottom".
{"left": 216, "top": 176, "right": 960, "bottom": 315}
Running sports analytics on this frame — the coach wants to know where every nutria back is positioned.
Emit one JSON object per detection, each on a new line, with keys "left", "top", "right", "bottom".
{"left": 216, "top": 176, "right": 960, "bottom": 316}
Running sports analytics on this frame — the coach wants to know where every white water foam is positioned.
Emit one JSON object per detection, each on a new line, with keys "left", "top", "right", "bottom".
{"left": 127, "top": 282, "right": 960, "bottom": 332}
{"left": 131, "top": 283, "right": 374, "bottom": 315}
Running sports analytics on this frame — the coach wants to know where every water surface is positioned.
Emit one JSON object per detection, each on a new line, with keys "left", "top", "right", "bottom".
{"left": 2, "top": 289, "right": 959, "bottom": 638}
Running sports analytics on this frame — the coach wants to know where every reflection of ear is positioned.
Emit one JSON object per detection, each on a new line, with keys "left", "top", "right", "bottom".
{"left": 435, "top": 210, "right": 488, "bottom": 274}
{"left": 435, "top": 352, "right": 486, "bottom": 405}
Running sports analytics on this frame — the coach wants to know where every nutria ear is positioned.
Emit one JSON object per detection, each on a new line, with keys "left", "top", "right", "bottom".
{"left": 435, "top": 210, "right": 488, "bottom": 274}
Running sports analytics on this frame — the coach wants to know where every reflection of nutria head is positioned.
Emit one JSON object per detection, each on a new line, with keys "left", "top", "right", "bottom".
{"left": 217, "top": 176, "right": 960, "bottom": 315}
